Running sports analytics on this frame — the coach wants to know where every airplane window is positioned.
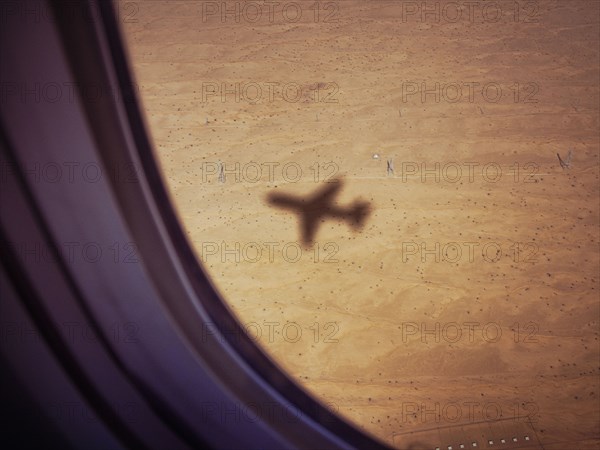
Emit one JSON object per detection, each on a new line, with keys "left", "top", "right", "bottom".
{"left": 119, "top": 1, "right": 600, "bottom": 448}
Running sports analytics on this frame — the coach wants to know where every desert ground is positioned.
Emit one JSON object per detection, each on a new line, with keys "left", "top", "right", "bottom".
{"left": 120, "top": 1, "right": 599, "bottom": 448}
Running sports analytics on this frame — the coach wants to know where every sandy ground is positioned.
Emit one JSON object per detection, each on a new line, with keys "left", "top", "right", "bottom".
{"left": 120, "top": 1, "right": 599, "bottom": 448}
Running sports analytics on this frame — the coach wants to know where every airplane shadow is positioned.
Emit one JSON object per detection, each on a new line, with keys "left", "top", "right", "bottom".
{"left": 266, "top": 177, "right": 372, "bottom": 247}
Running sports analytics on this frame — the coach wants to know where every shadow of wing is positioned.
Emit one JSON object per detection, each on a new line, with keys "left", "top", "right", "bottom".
{"left": 309, "top": 178, "right": 343, "bottom": 204}
{"left": 267, "top": 192, "right": 302, "bottom": 209}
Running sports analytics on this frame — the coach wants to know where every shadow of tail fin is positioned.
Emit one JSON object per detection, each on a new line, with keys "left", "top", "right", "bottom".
{"left": 349, "top": 201, "right": 371, "bottom": 229}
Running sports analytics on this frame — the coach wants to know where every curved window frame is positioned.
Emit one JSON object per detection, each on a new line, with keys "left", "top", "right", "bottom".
{"left": 0, "top": 1, "right": 392, "bottom": 449}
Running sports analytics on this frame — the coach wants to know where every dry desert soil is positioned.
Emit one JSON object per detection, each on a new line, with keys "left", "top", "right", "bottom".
{"left": 121, "top": 1, "right": 600, "bottom": 448}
